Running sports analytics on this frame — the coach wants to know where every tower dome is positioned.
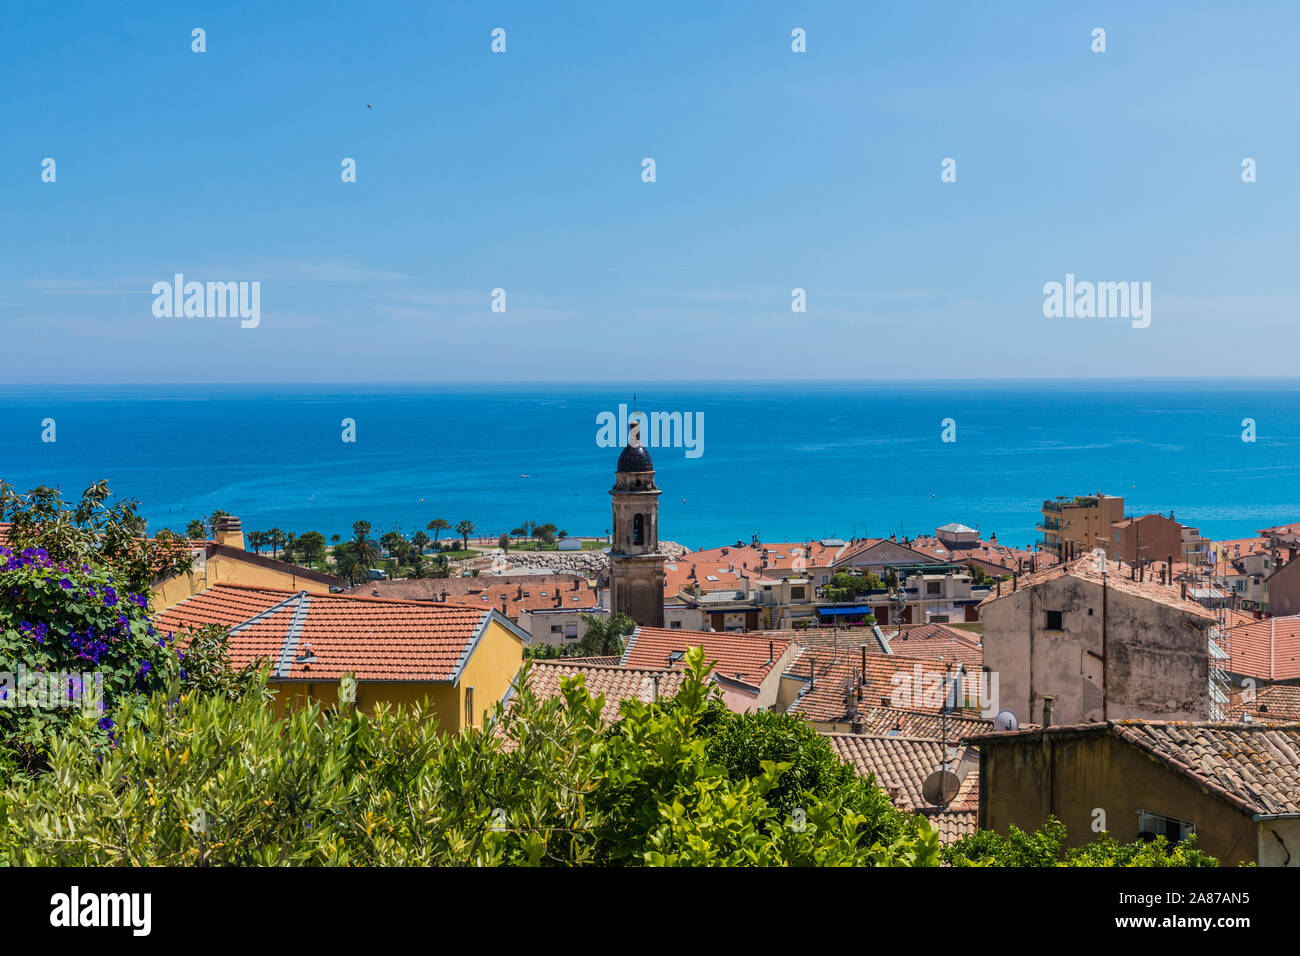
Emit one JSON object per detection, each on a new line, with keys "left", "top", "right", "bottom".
{"left": 617, "top": 442, "right": 654, "bottom": 473}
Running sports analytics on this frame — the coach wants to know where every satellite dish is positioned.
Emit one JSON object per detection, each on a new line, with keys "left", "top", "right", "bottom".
{"left": 922, "top": 769, "right": 960, "bottom": 807}
{"left": 993, "top": 709, "right": 1019, "bottom": 732}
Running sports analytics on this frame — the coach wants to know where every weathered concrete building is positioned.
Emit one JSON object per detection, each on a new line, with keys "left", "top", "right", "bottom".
{"left": 980, "top": 555, "right": 1222, "bottom": 726}
{"left": 972, "top": 720, "right": 1300, "bottom": 866}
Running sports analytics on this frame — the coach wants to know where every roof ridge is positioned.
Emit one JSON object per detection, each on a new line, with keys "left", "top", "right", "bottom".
{"left": 204, "top": 581, "right": 488, "bottom": 611}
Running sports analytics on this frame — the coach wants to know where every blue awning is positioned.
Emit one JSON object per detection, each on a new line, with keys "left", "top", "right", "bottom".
{"left": 817, "top": 605, "right": 873, "bottom": 616}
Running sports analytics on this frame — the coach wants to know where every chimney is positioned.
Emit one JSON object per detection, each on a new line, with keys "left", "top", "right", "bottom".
{"left": 500, "top": 595, "right": 509, "bottom": 615}
{"left": 767, "top": 641, "right": 774, "bottom": 665}
{"left": 516, "top": 585, "right": 523, "bottom": 600}
{"left": 860, "top": 644, "right": 867, "bottom": 680}
{"left": 213, "top": 515, "right": 245, "bottom": 550}
{"left": 1042, "top": 695, "right": 1055, "bottom": 727}
{"left": 440, "top": 590, "right": 448, "bottom": 602}
{"left": 1180, "top": 582, "right": 1187, "bottom": 599}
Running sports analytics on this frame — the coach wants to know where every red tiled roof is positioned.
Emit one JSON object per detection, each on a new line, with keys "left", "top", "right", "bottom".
{"left": 1227, "top": 684, "right": 1300, "bottom": 721}
{"left": 523, "top": 660, "right": 685, "bottom": 724}
{"left": 851, "top": 705, "right": 993, "bottom": 740}
{"left": 785, "top": 649, "right": 985, "bottom": 722}
{"left": 882, "top": 623, "right": 983, "bottom": 668}
{"left": 969, "top": 720, "right": 1300, "bottom": 818}
{"left": 622, "top": 626, "right": 793, "bottom": 686}
{"left": 826, "top": 734, "right": 979, "bottom": 813}
{"left": 155, "top": 583, "right": 501, "bottom": 682}
{"left": 349, "top": 574, "right": 599, "bottom": 618}
{"left": 1223, "top": 614, "right": 1300, "bottom": 681}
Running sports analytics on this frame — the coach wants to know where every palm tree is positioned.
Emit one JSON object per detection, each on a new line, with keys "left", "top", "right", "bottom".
{"left": 427, "top": 518, "right": 450, "bottom": 544}
{"left": 332, "top": 541, "right": 364, "bottom": 585}
{"left": 207, "top": 510, "right": 230, "bottom": 538}
{"left": 246, "top": 530, "right": 267, "bottom": 554}
{"left": 455, "top": 520, "right": 475, "bottom": 552}
{"left": 411, "top": 531, "right": 430, "bottom": 556}
{"left": 575, "top": 613, "right": 635, "bottom": 657}
{"left": 186, "top": 519, "right": 206, "bottom": 540}
{"left": 352, "top": 520, "right": 379, "bottom": 570}
{"left": 267, "top": 527, "right": 285, "bottom": 558}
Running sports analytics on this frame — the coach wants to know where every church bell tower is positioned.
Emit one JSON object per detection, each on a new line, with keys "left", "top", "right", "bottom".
{"left": 608, "top": 421, "right": 666, "bottom": 627}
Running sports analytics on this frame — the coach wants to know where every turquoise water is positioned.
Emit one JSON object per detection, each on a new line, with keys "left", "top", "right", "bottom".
{"left": 1, "top": 381, "right": 1297, "bottom": 549}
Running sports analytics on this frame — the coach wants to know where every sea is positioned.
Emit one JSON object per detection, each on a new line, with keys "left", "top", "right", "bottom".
{"left": 1, "top": 380, "right": 1297, "bottom": 551}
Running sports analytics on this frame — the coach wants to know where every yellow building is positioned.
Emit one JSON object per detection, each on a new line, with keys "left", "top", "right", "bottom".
{"left": 1038, "top": 493, "right": 1124, "bottom": 559}
{"left": 155, "top": 583, "right": 527, "bottom": 732}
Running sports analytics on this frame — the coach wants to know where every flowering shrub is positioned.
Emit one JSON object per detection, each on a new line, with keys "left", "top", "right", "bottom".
{"left": 0, "top": 544, "right": 180, "bottom": 773}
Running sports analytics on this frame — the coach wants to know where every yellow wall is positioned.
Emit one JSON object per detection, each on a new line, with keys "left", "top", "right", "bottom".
{"left": 263, "top": 618, "right": 524, "bottom": 734}
{"left": 454, "top": 618, "right": 525, "bottom": 729}
{"left": 982, "top": 732, "right": 1262, "bottom": 865}
{"left": 152, "top": 551, "right": 336, "bottom": 611}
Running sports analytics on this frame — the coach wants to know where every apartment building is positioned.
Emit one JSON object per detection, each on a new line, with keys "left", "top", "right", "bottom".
{"left": 1038, "top": 493, "right": 1124, "bottom": 559}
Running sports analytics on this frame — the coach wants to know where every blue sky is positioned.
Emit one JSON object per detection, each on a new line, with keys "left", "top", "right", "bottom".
{"left": 2, "top": 0, "right": 1297, "bottom": 382}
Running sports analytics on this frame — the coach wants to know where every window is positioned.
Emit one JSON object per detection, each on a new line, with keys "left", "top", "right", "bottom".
{"left": 465, "top": 687, "right": 475, "bottom": 728}
{"left": 1137, "top": 811, "right": 1195, "bottom": 844}
{"left": 564, "top": 623, "right": 578, "bottom": 638}
{"left": 926, "top": 581, "right": 941, "bottom": 595}
{"left": 791, "top": 586, "right": 806, "bottom": 599}
{"left": 550, "top": 625, "right": 562, "bottom": 634}
{"left": 632, "top": 513, "right": 645, "bottom": 545}
{"left": 1045, "top": 610, "right": 1063, "bottom": 630}
{"left": 670, "top": 620, "right": 682, "bottom": 629}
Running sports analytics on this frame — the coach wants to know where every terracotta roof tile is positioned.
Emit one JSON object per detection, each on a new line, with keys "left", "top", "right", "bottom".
{"left": 349, "top": 574, "right": 599, "bottom": 618}
{"left": 826, "top": 734, "right": 979, "bottom": 812}
{"left": 851, "top": 705, "right": 993, "bottom": 740}
{"left": 882, "top": 623, "right": 983, "bottom": 668}
{"left": 523, "top": 661, "right": 685, "bottom": 724}
{"left": 826, "top": 733, "right": 979, "bottom": 843}
{"left": 785, "top": 649, "right": 987, "bottom": 722}
{"left": 155, "top": 583, "right": 496, "bottom": 681}
{"left": 970, "top": 720, "right": 1300, "bottom": 817}
{"left": 622, "top": 626, "right": 793, "bottom": 686}
{"left": 1227, "top": 683, "right": 1300, "bottom": 721}
{"left": 1222, "top": 614, "right": 1300, "bottom": 681}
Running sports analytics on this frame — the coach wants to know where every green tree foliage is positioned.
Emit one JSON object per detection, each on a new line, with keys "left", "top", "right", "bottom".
{"left": 820, "top": 570, "right": 883, "bottom": 603}
{"left": 295, "top": 531, "right": 327, "bottom": 566}
{"left": 942, "top": 817, "right": 1219, "bottom": 867}
{"left": 575, "top": 613, "right": 633, "bottom": 657}
{"left": 0, "top": 649, "right": 940, "bottom": 866}
{"left": 0, "top": 481, "right": 196, "bottom": 596}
